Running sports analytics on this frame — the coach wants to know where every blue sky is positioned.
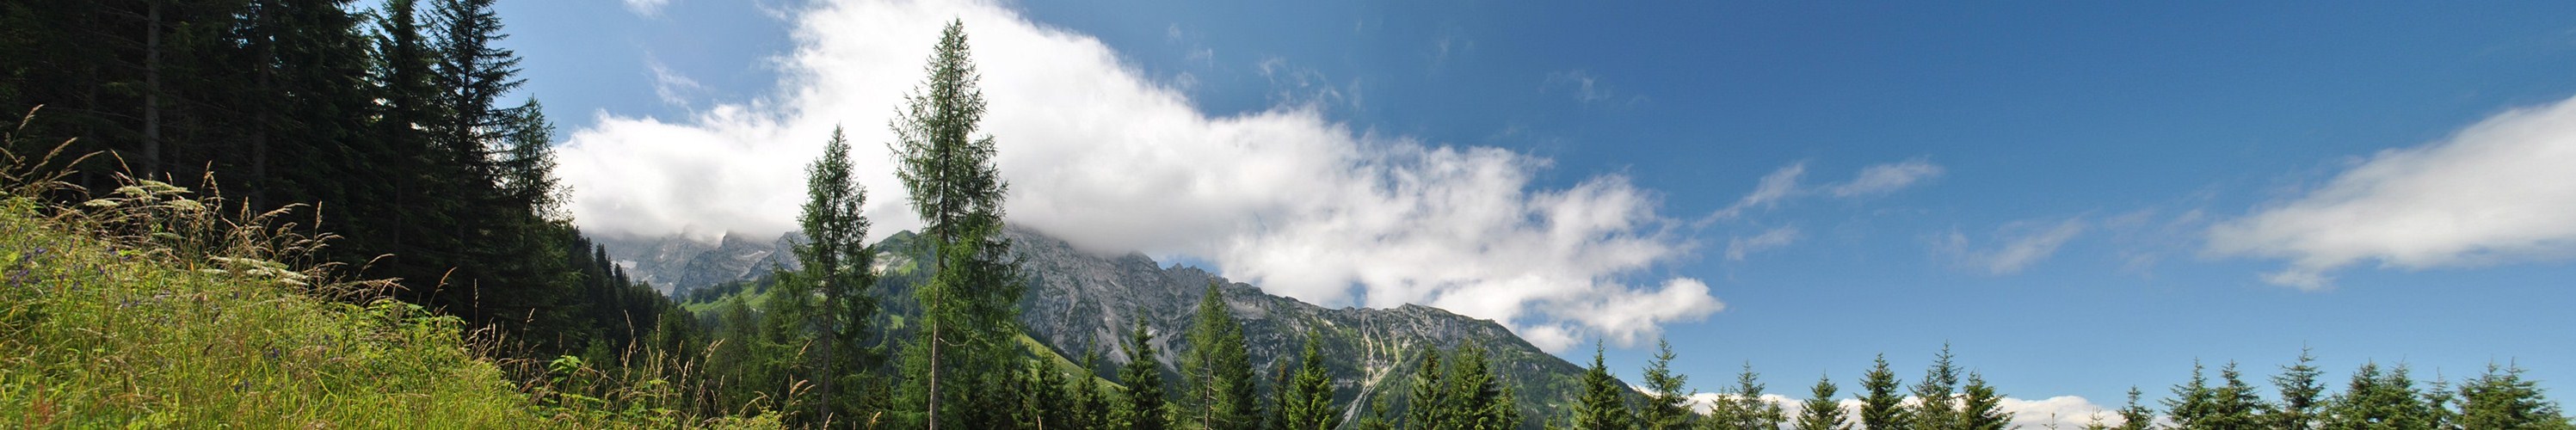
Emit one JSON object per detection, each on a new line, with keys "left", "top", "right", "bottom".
{"left": 499, "top": 0, "right": 2576, "bottom": 419}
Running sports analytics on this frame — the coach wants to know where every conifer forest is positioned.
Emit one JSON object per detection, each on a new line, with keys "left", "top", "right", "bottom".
{"left": 1, "top": 1, "right": 2571, "bottom": 428}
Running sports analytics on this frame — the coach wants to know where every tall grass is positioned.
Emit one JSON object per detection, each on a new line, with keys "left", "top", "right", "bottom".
{"left": 0, "top": 108, "right": 780, "bottom": 428}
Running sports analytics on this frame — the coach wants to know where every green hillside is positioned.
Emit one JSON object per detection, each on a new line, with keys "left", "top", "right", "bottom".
{"left": 0, "top": 187, "right": 775, "bottom": 428}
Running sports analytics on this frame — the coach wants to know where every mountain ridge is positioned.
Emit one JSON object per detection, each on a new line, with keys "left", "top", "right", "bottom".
{"left": 607, "top": 226, "right": 1603, "bottom": 425}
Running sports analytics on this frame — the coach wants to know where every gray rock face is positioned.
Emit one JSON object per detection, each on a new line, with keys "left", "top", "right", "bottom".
{"left": 595, "top": 232, "right": 801, "bottom": 295}
{"left": 1002, "top": 228, "right": 1591, "bottom": 424}
{"left": 607, "top": 226, "right": 1600, "bottom": 424}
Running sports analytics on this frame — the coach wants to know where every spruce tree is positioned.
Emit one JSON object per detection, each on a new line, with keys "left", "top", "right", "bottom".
{"left": 2114, "top": 387, "right": 2156, "bottom": 430}
{"left": 891, "top": 20, "right": 1020, "bottom": 430}
{"left": 1574, "top": 343, "right": 1636, "bottom": 430}
{"left": 1959, "top": 372, "right": 2012, "bottom": 430}
{"left": 1075, "top": 348, "right": 1112, "bottom": 430}
{"left": 2206, "top": 362, "right": 2274, "bottom": 429}
{"left": 2321, "top": 362, "right": 2438, "bottom": 429}
{"left": 1407, "top": 347, "right": 1451, "bottom": 429}
{"left": 1859, "top": 354, "right": 1910, "bottom": 430}
{"left": 1119, "top": 317, "right": 1170, "bottom": 430}
{"left": 1639, "top": 339, "right": 1695, "bottom": 430}
{"left": 2166, "top": 360, "right": 2216, "bottom": 428}
{"left": 2458, "top": 363, "right": 2574, "bottom": 429}
{"left": 1183, "top": 281, "right": 1259, "bottom": 430}
{"left": 2271, "top": 348, "right": 2326, "bottom": 430}
{"left": 1357, "top": 393, "right": 1396, "bottom": 430}
{"left": 793, "top": 126, "right": 878, "bottom": 422}
{"left": 1448, "top": 343, "right": 1516, "bottom": 429}
{"left": 1909, "top": 346, "right": 1962, "bottom": 429}
{"left": 1718, "top": 362, "right": 1786, "bottom": 430}
{"left": 1796, "top": 374, "right": 1852, "bottom": 430}
{"left": 1285, "top": 335, "right": 1341, "bottom": 430}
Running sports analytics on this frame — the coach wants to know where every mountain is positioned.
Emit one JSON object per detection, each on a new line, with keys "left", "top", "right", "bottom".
{"left": 595, "top": 231, "right": 801, "bottom": 295}
{"left": 607, "top": 226, "right": 1603, "bottom": 425}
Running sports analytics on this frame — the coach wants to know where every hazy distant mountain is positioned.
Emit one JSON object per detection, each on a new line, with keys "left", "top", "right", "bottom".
{"left": 605, "top": 226, "right": 1603, "bottom": 425}
{"left": 595, "top": 232, "right": 801, "bottom": 295}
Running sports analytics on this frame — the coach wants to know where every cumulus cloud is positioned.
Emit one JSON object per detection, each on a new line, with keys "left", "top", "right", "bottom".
{"left": 557, "top": 0, "right": 1716, "bottom": 351}
{"left": 1726, "top": 226, "right": 1801, "bottom": 261}
{"left": 2208, "top": 95, "right": 2576, "bottom": 290}
{"left": 1939, "top": 218, "right": 2089, "bottom": 274}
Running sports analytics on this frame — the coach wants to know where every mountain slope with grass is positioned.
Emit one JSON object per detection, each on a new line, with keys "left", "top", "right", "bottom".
{"left": 0, "top": 183, "right": 776, "bottom": 428}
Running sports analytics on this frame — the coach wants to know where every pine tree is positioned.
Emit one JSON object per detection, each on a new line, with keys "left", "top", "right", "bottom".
{"left": 2457, "top": 363, "right": 2574, "bottom": 430}
{"left": 1407, "top": 347, "right": 1451, "bottom": 429}
{"left": 2167, "top": 360, "right": 2216, "bottom": 428}
{"left": 1796, "top": 374, "right": 1852, "bottom": 430}
{"left": 2114, "top": 386, "right": 2156, "bottom": 430}
{"left": 1448, "top": 343, "right": 1518, "bottom": 430}
{"left": 1575, "top": 343, "right": 1636, "bottom": 430}
{"left": 892, "top": 20, "right": 1020, "bottom": 430}
{"left": 1268, "top": 359, "right": 1292, "bottom": 429}
{"left": 1859, "top": 354, "right": 1910, "bottom": 430}
{"left": 1119, "top": 317, "right": 1170, "bottom": 430}
{"left": 1285, "top": 335, "right": 1341, "bottom": 430}
{"left": 1357, "top": 393, "right": 1396, "bottom": 430}
{"left": 1183, "top": 281, "right": 1259, "bottom": 430}
{"left": 1639, "top": 339, "right": 1695, "bottom": 430}
{"left": 1959, "top": 372, "right": 2012, "bottom": 430}
{"left": 1074, "top": 348, "right": 1112, "bottom": 430}
{"left": 2321, "top": 362, "right": 2438, "bottom": 429}
{"left": 1909, "top": 346, "right": 1962, "bottom": 429}
{"left": 2204, "top": 362, "right": 2274, "bottom": 429}
{"left": 1715, "top": 362, "right": 1785, "bottom": 430}
{"left": 792, "top": 126, "right": 878, "bottom": 422}
{"left": 2271, "top": 348, "right": 2326, "bottom": 430}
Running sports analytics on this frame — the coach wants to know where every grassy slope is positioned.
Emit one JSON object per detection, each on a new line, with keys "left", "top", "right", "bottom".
{"left": 0, "top": 197, "right": 781, "bottom": 428}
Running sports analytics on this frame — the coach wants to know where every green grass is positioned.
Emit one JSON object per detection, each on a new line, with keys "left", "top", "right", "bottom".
{"left": 0, "top": 197, "right": 551, "bottom": 427}
{"left": 0, "top": 193, "right": 780, "bottom": 428}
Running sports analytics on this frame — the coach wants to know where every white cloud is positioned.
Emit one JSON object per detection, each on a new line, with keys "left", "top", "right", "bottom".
{"left": 557, "top": 0, "right": 1716, "bottom": 352}
{"left": 2208, "top": 95, "right": 2576, "bottom": 290}
{"left": 1727, "top": 226, "right": 1802, "bottom": 261}
{"left": 623, "top": 0, "right": 673, "bottom": 16}
{"left": 1940, "top": 218, "right": 2088, "bottom": 274}
{"left": 1827, "top": 158, "right": 1945, "bottom": 198}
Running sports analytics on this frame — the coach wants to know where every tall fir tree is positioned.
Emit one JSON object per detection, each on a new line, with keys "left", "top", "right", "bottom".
{"left": 2166, "top": 360, "right": 2216, "bottom": 428}
{"left": 1182, "top": 281, "right": 1260, "bottom": 430}
{"left": 1908, "top": 346, "right": 1962, "bottom": 429}
{"left": 1796, "top": 374, "right": 1852, "bottom": 430}
{"left": 791, "top": 126, "right": 878, "bottom": 423}
{"left": 2457, "top": 363, "right": 2574, "bottom": 429}
{"left": 1639, "top": 339, "right": 1696, "bottom": 430}
{"left": 1119, "top": 316, "right": 1171, "bottom": 430}
{"left": 2206, "top": 362, "right": 2276, "bottom": 429}
{"left": 1859, "top": 354, "right": 1911, "bottom": 430}
{"left": 2320, "top": 362, "right": 2438, "bottom": 429}
{"left": 1959, "top": 372, "right": 2012, "bottom": 430}
{"left": 2271, "top": 348, "right": 2327, "bottom": 430}
{"left": 1073, "top": 347, "right": 1112, "bottom": 430}
{"left": 891, "top": 20, "right": 1020, "bottom": 430}
{"left": 1407, "top": 347, "right": 1451, "bottom": 429}
{"left": 1284, "top": 335, "right": 1341, "bottom": 430}
{"left": 2115, "top": 386, "right": 2157, "bottom": 430}
{"left": 1713, "top": 362, "right": 1785, "bottom": 430}
{"left": 1574, "top": 343, "right": 1636, "bottom": 430}
{"left": 1448, "top": 343, "right": 1519, "bottom": 430}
